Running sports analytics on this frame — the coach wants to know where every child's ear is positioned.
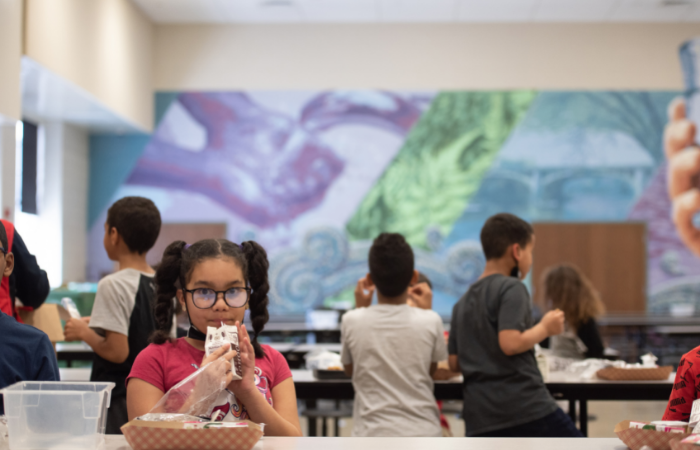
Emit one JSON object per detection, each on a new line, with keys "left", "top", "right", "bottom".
{"left": 410, "top": 270, "right": 419, "bottom": 285}
{"left": 176, "top": 289, "right": 186, "bottom": 307}
{"left": 3, "top": 252, "right": 14, "bottom": 277}
{"left": 109, "top": 227, "right": 120, "bottom": 246}
{"left": 512, "top": 243, "right": 522, "bottom": 261}
{"left": 365, "top": 273, "right": 375, "bottom": 288}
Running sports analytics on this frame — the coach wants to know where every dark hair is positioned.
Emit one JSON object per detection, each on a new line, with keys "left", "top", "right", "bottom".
{"left": 0, "top": 221, "right": 8, "bottom": 251}
{"left": 416, "top": 272, "right": 432, "bottom": 289}
{"left": 106, "top": 197, "right": 162, "bottom": 254}
{"left": 368, "top": 233, "right": 414, "bottom": 298}
{"left": 152, "top": 239, "right": 270, "bottom": 358}
{"left": 480, "top": 213, "right": 534, "bottom": 260}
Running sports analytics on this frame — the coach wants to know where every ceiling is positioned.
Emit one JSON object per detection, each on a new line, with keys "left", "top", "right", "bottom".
{"left": 132, "top": 0, "right": 700, "bottom": 23}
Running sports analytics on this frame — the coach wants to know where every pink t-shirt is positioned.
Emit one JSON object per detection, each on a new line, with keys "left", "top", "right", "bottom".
{"left": 127, "top": 338, "right": 292, "bottom": 421}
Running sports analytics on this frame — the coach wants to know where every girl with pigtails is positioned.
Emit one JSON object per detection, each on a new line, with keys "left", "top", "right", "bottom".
{"left": 126, "top": 239, "right": 302, "bottom": 436}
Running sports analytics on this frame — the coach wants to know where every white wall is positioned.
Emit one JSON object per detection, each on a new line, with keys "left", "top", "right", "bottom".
{"left": 24, "top": 0, "right": 154, "bottom": 131}
{"left": 0, "top": 0, "right": 21, "bottom": 122}
{"left": 61, "top": 124, "right": 88, "bottom": 283}
{"left": 16, "top": 122, "right": 88, "bottom": 286}
{"left": 155, "top": 23, "right": 700, "bottom": 90}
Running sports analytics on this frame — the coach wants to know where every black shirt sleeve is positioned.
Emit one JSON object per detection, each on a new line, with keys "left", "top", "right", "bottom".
{"left": 10, "top": 230, "right": 50, "bottom": 309}
{"left": 578, "top": 318, "right": 605, "bottom": 359}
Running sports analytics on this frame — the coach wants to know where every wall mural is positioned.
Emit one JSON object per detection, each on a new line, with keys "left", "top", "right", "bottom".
{"left": 88, "top": 89, "right": 688, "bottom": 317}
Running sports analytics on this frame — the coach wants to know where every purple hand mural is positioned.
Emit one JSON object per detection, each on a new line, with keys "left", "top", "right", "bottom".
{"left": 126, "top": 91, "right": 427, "bottom": 228}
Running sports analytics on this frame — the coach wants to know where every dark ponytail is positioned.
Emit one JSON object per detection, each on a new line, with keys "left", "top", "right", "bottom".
{"left": 242, "top": 241, "right": 270, "bottom": 358}
{"left": 150, "top": 238, "right": 271, "bottom": 358}
{"left": 151, "top": 240, "right": 186, "bottom": 344}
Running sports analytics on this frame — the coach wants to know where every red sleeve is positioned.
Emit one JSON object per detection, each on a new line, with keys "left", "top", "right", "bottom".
{"left": 264, "top": 345, "right": 292, "bottom": 389}
{"left": 126, "top": 343, "right": 167, "bottom": 392}
{"left": 663, "top": 352, "right": 698, "bottom": 421}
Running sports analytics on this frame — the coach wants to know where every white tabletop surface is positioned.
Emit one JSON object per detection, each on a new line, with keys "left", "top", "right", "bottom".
{"left": 55, "top": 342, "right": 93, "bottom": 352}
{"left": 59, "top": 368, "right": 675, "bottom": 384}
{"left": 59, "top": 367, "right": 92, "bottom": 381}
{"left": 102, "top": 435, "right": 626, "bottom": 450}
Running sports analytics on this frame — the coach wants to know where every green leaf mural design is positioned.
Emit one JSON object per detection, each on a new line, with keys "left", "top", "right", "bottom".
{"left": 346, "top": 91, "right": 537, "bottom": 248}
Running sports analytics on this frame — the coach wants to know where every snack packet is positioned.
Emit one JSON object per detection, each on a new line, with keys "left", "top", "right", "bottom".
{"left": 206, "top": 324, "right": 242, "bottom": 380}
{"left": 61, "top": 297, "right": 81, "bottom": 319}
{"left": 183, "top": 422, "right": 250, "bottom": 429}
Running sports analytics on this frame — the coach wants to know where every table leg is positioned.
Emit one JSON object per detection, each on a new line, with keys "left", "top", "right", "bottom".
{"left": 568, "top": 399, "right": 576, "bottom": 425}
{"left": 579, "top": 400, "right": 588, "bottom": 437}
{"left": 306, "top": 399, "right": 317, "bottom": 436}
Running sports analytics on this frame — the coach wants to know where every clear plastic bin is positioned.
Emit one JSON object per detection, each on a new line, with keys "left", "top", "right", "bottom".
{"left": 1, "top": 381, "right": 115, "bottom": 450}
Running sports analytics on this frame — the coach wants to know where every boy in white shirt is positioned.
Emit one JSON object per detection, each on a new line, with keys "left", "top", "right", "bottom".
{"left": 64, "top": 197, "right": 162, "bottom": 434}
{"left": 341, "top": 233, "right": 447, "bottom": 437}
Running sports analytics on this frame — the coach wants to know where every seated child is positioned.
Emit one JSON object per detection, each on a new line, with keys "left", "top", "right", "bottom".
{"left": 448, "top": 213, "right": 582, "bottom": 437}
{"left": 663, "top": 346, "right": 700, "bottom": 421}
{"left": 0, "top": 221, "right": 59, "bottom": 414}
{"left": 126, "top": 239, "right": 302, "bottom": 436}
{"left": 541, "top": 264, "right": 605, "bottom": 359}
{"left": 64, "top": 196, "right": 162, "bottom": 434}
{"left": 343, "top": 233, "right": 447, "bottom": 437}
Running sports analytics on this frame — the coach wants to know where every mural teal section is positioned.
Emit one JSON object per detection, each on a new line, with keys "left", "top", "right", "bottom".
{"left": 88, "top": 134, "right": 150, "bottom": 227}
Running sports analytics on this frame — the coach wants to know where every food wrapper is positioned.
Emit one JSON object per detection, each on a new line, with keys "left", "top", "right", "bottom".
{"left": 147, "top": 357, "right": 230, "bottom": 419}
{"left": 206, "top": 324, "right": 242, "bottom": 380}
{"left": 616, "top": 420, "right": 693, "bottom": 450}
{"left": 60, "top": 297, "right": 81, "bottom": 319}
{"left": 121, "top": 419, "right": 263, "bottom": 450}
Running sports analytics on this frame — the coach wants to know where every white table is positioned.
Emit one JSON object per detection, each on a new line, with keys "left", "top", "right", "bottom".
{"left": 103, "top": 435, "right": 625, "bottom": 450}
{"left": 59, "top": 368, "right": 92, "bottom": 381}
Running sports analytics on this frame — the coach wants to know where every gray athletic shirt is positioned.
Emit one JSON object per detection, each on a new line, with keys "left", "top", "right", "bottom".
{"left": 341, "top": 304, "right": 447, "bottom": 437}
{"left": 448, "top": 274, "right": 557, "bottom": 436}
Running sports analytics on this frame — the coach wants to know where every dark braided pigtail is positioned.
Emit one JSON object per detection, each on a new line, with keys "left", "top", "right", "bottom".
{"left": 241, "top": 241, "right": 270, "bottom": 358}
{"left": 151, "top": 240, "right": 186, "bottom": 344}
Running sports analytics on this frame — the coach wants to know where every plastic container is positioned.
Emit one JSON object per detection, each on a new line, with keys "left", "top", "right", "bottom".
{"left": 1, "top": 381, "right": 115, "bottom": 450}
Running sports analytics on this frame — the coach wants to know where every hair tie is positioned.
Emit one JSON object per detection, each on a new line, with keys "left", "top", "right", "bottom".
{"left": 184, "top": 243, "right": 192, "bottom": 250}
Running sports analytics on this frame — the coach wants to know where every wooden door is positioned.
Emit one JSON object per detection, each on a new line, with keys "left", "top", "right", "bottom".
{"left": 531, "top": 222, "right": 646, "bottom": 313}
{"left": 146, "top": 223, "right": 227, "bottom": 267}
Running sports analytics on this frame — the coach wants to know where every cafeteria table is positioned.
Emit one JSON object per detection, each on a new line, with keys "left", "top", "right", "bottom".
{"left": 58, "top": 368, "right": 674, "bottom": 437}
{"left": 100, "top": 435, "right": 623, "bottom": 449}
{"left": 292, "top": 369, "right": 674, "bottom": 437}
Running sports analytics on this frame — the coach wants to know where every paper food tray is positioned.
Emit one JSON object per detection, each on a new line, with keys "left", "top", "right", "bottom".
{"left": 615, "top": 421, "right": 693, "bottom": 450}
{"left": 121, "top": 420, "right": 263, "bottom": 450}
{"left": 598, "top": 366, "right": 673, "bottom": 381}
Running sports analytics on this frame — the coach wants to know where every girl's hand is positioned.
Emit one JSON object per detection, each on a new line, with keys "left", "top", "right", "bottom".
{"left": 226, "top": 322, "right": 257, "bottom": 399}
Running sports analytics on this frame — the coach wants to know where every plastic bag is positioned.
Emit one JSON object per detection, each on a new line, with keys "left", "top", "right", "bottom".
{"left": 147, "top": 357, "right": 230, "bottom": 419}
{"left": 136, "top": 414, "right": 207, "bottom": 423}
{"left": 305, "top": 349, "right": 342, "bottom": 370}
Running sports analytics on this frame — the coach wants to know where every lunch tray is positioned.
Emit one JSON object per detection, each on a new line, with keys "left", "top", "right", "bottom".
{"left": 597, "top": 366, "right": 673, "bottom": 381}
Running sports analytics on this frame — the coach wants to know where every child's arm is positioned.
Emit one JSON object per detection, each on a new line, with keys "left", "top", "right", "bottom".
{"left": 499, "top": 310, "right": 564, "bottom": 356}
{"left": 229, "top": 325, "right": 302, "bottom": 436}
{"left": 127, "top": 378, "right": 166, "bottom": 421}
{"left": 64, "top": 318, "right": 129, "bottom": 363}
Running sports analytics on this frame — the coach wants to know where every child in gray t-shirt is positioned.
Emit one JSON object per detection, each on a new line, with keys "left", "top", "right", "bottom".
{"left": 448, "top": 213, "right": 582, "bottom": 437}
{"left": 341, "top": 233, "right": 447, "bottom": 437}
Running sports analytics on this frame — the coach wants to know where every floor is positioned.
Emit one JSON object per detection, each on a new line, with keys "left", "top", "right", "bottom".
{"left": 300, "top": 401, "right": 668, "bottom": 437}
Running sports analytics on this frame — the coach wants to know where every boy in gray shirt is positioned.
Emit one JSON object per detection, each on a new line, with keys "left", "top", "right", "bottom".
{"left": 448, "top": 213, "right": 582, "bottom": 437}
{"left": 341, "top": 233, "right": 447, "bottom": 437}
